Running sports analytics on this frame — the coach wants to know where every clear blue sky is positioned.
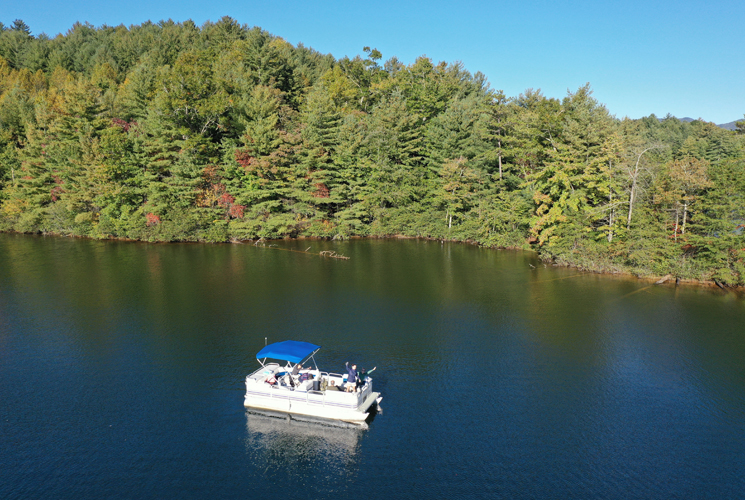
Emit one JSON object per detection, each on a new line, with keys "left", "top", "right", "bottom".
{"left": 2, "top": 0, "right": 743, "bottom": 124}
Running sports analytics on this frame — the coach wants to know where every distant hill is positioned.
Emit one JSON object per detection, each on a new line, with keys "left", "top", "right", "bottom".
{"left": 718, "top": 121, "right": 739, "bottom": 131}
{"left": 658, "top": 116, "right": 739, "bottom": 131}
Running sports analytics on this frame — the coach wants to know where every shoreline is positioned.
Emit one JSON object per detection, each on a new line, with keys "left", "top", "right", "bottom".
{"left": 2, "top": 229, "right": 743, "bottom": 294}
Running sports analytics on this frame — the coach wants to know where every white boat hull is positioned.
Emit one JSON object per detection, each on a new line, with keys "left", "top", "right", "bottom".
{"left": 244, "top": 364, "right": 379, "bottom": 426}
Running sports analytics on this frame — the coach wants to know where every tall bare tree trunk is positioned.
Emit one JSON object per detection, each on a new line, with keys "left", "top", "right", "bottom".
{"left": 626, "top": 179, "right": 637, "bottom": 230}
{"left": 497, "top": 139, "right": 503, "bottom": 180}
{"left": 626, "top": 146, "right": 661, "bottom": 230}
{"left": 608, "top": 161, "right": 614, "bottom": 242}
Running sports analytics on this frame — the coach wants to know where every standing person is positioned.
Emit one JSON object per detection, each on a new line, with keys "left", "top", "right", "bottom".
{"left": 358, "top": 366, "right": 377, "bottom": 389}
{"left": 345, "top": 362, "right": 358, "bottom": 392}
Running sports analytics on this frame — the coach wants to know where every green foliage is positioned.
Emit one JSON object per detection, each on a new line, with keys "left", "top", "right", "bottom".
{"left": 1, "top": 19, "right": 744, "bottom": 285}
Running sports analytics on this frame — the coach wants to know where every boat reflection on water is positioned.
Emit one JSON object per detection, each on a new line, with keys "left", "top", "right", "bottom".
{"left": 245, "top": 410, "right": 373, "bottom": 467}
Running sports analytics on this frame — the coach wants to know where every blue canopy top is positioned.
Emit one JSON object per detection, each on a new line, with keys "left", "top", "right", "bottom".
{"left": 256, "top": 341, "right": 321, "bottom": 364}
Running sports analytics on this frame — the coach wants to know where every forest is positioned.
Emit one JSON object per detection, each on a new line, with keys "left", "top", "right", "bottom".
{"left": 1, "top": 17, "right": 744, "bottom": 285}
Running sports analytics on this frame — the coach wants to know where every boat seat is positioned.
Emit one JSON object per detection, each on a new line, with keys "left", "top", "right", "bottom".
{"left": 296, "top": 380, "right": 312, "bottom": 392}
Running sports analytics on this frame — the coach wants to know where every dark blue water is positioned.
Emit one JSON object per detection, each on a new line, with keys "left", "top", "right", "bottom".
{"left": 1, "top": 234, "right": 744, "bottom": 499}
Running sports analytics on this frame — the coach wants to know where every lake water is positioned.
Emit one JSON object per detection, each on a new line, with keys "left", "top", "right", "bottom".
{"left": 1, "top": 234, "right": 744, "bottom": 499}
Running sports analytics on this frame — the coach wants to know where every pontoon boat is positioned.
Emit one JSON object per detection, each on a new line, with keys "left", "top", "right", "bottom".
{"left": 244, "top": 341, "right": 382, "bottom": 426}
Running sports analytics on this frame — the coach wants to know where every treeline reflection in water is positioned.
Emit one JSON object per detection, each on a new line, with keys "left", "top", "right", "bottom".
{"left": 1, "top": 234, "right": 745, "bottom": 499}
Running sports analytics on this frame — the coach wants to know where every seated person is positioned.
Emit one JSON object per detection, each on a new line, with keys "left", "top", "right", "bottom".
{"left": 326, "top": 380, "right": 341, "bottom": 391}
{"left": 280, "top": 374, "right": 295, "bottom": 388}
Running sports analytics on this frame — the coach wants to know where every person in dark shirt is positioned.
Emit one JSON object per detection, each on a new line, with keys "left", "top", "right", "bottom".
{"left": 345, "top": 362, "right": 358, "bottom": 392}
{"left": 357, "top": 366, "right": 376, "bottom": 389}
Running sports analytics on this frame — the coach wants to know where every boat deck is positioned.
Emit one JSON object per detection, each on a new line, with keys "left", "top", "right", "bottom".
{"left": 245, "top": 362, "right": 379, "bottom": 424}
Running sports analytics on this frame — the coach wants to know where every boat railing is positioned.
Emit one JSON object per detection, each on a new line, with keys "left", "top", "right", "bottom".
{"left": 248, "top": 362, "right": 280, "bottom": 379}
{"left": 249, "top": 369, "right": 370, "bottom": 411}
{"left": 320, "top": 371, "right": 371, "bottom": 391}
